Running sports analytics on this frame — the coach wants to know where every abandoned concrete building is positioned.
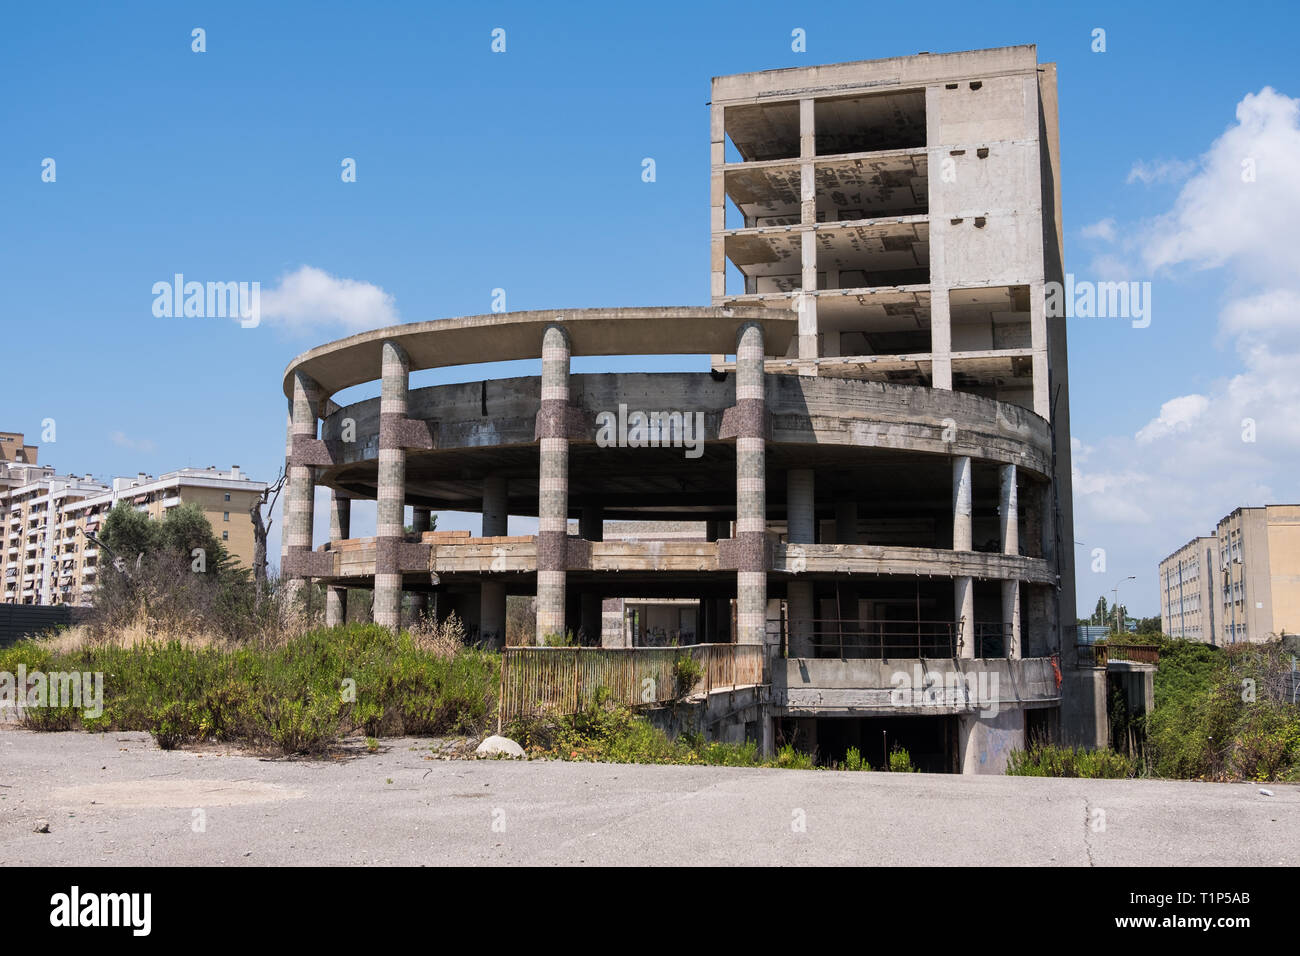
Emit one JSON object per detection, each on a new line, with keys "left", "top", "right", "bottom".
{"left": 280, "top": 45, "right": 1098, "bottom": 772}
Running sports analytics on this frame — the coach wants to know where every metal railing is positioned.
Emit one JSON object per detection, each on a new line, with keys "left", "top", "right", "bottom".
{"left": 1076, "top": 643, "right": 1160, "bottom": 667}
{"left": 498, "top": 643, "right": 765, "bottom": 727}
{"left": 784, "top": 619, "right": 961, "bottom": 659}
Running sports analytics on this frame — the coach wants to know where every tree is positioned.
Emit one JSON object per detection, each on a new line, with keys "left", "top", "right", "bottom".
{"left": 157, "top": 502, "right": 231, "bottom": 572}
{"left": 248, "top": 470, "right": 286, "bottom": 588}
{"left": 98, "top": 503, "right": 159, "bottom": 567}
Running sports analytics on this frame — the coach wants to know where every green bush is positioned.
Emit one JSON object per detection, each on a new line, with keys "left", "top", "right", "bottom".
{"left": 506, "top": 701, "right": 809, "bottom": 769}
{"left": 888, "top": 746, "right": 919, "bottom": 773}
{"left": 672, "top": 654, "right": 705, "bottom": 697}
{"left": 0, "top": 623, "right": 500, "bottom": 755}
{"left": 843, "top": 745, "right": 868, "bottom": 771}
{"left": 1006, "top": 743, "right": 1136, "bottom": 778}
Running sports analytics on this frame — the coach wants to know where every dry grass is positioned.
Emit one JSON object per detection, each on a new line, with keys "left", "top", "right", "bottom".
{"left": 37, "top": 621, "right": 232, "bottom": 654}
{"left": 406, "top": 611, "right": 467, "bottom": 659}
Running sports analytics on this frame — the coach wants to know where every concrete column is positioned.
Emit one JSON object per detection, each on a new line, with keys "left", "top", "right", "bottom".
{"left": 375, "top": 340, "right": 409, "bottom": 631}
{"left": 786, "top": 468, "right": 815, "bottom": 657}
{"left": 535, "top": 325, "right": 570, "bottom": 644}
{"left": 834, "top": 498, "right": 859, "bottom": 545}
{"left": 999, "top": 464, "right": 1018, "bottom": 555}
{"left": 956, "top": 575, "right": 975, "bottom": 659}
{"left": 577, "top": 502, "right": 603, "bottom": 644}
{"left": 580, "top": 592, "right": 602, "bottom": 645}
{"left": 480, "top": 580, "right": 506, "bottom": 649}
{"left": 325, "top": 493, "right": 351, "bottom": 626}
{"left": 285, "top": 371, "right": 320, "bottom": 606}
{"left": 952, "top": 455, "right": 973, "bottom": 551}
{"left": 705, "top": 520, "right": 729, "bottom": 642}
{"left": 999, "top": 464, "right": 1020, "bottom": 659}
{"left": 1002, "top": 579, "right": 1021, "bottom": 659}
{"left": 925, "top": 87, "right": 952, "bottom": 392}
{"left": 482, "top": 475, "right": 508, "bottom": 537}
{"left": 579, "top": 504, "right": 603, "bottom": 542}
{"left": 410, "top": 507, "right": 432, "bottom": 620}
{"left": 735, "top": 321, "right": 768, "bottom": 645}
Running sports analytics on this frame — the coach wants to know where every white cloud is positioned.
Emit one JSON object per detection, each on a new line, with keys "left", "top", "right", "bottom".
{"left": 1126, "top": 158, "right": 1196, "bottom": 186}
{"left": 1080, "top": 218, "right": 1116, "bottom": 241}
{"left": 257, "top": 265, "right": 399, "bottom": 333}
{"left": 1135, "top": 394, "right": 1210, "bottom": 444}
{"left": 109, "top": 430, "right": 155, "bottom": 453}
{"left": 1073, "top": 87, "right": 1300, "bottom": 614}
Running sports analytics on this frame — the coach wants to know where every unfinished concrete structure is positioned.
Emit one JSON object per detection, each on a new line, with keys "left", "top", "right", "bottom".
{"left": 279, "top": 45, "right": 1086, "bottom": 771}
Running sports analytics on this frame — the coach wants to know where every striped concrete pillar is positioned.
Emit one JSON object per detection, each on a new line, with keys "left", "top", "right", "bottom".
{"left": 786, "top": 468, "right": 815, "bottom": 657}
{"left": 325, "top": 493, "right": 351, "bottom": 626}
{"left": 734, "top": 321, "right": 767, "bottom": 645}
{"left": 285, "top": 371, "right": 320, "bottom": 606}
{"left": 410, "top": 507, "right": 432, "bottom": 621}
{"left": 535, "top": 325, "right": 570, "bottom": 645}
{"left": 482, "top": 475, "right": 508, "bottom": 537}
{"left": 375, "top": 340, "right": 409, "bottom": 631}
{"left": 280, "top": 398, "right": 293, "bottom": 573}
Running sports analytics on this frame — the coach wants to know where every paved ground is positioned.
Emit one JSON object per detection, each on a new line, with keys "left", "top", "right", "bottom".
{"left": 0, "top": 728, "right": 1296, "bottom": 866}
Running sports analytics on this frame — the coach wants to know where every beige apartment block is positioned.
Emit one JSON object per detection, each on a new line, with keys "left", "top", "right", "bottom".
{"left": 0, "top": 431, "right": 40, "bottom": 464}
{"left": 1, "top": 460, "right": 267, "bottom": 606}
{"left": 1160, "top": 505, "right": 1300, "bottom": 643}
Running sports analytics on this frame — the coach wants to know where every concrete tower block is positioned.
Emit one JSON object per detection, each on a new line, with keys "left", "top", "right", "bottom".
{"left": 535, "top": 324, "right": 570, "bottom": 645}
{"left": 374, "top": 340, "right": 409, "bottom": 631}
{"left": 734, "top": 321, "right": 767, "bottom": 646}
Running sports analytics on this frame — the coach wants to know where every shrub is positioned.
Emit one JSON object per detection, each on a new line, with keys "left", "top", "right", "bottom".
{"left": 1006, "top": 743, "right": 1136, "bottom": 778}
{"left": 0, "top": 623, "right": 500, "bottom": 755}
{"left": 842, "top": 745, "right": 869, "bottom": 771}
{"left": 672, "top": 654, "right": 705, "bottom": 697}
{"left": 888, "top": 746, "right": 919, "bottom": 773}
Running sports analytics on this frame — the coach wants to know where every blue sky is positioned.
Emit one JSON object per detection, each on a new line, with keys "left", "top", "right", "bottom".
{"left": 4, "top": 0, "right": 1299, "bottom": 617}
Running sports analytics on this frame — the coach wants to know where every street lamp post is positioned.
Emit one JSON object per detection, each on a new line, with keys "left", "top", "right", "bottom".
{"left": 1113, "top": 575, "right": 1135, "bottom": 634}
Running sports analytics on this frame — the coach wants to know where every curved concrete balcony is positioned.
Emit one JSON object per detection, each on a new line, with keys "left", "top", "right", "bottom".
{"left": 309, "top": 532, "right": 1050, "bottom": 586}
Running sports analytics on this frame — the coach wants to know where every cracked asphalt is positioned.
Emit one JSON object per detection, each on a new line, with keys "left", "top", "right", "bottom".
{"left": 1, "top": 729, "right": 1296, "bottom": 866}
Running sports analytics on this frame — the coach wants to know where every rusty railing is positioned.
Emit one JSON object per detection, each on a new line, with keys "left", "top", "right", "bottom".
{"left": 498, "top": 643, "right": 765, "bottom": 728}
{"left": 1076, "top": 643, "right": 1161, "bottom": 667}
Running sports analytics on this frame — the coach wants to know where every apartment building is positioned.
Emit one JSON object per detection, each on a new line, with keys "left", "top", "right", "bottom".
{"left": 1160, "top": 505, "right": 1300, "bottom": 643}
{"left": 1, "top": 460, "right": 267, "bottom": 606}
{"left": 0, "top": 431, "right": 40, "bottom": 464}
